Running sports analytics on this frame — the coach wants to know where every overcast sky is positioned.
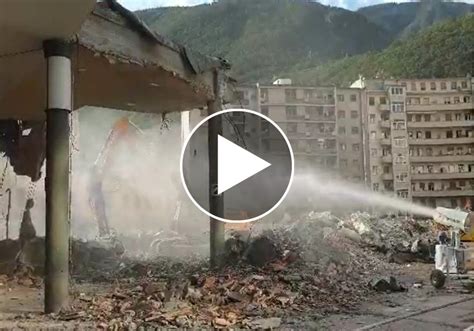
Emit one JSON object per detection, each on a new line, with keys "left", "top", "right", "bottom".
{"left": 118, "top": 0, "right": 473, "bottom": 11}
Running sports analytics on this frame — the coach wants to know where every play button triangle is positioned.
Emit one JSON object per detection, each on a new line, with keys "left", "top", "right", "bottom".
{"left": 218, "top": 135, "right": 271, "bottom": 194}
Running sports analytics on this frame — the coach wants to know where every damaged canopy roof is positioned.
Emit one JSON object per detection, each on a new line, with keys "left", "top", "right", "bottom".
{"left": 0, "top": 0, "right": 231, "bottom": 120}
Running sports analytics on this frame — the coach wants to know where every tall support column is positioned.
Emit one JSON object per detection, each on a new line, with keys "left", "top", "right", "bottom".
{"left": 43, "top": 39, "right": 72, "bottom": 313}
{"left": 208, "top": 71, "right": 225, "bottom": 268}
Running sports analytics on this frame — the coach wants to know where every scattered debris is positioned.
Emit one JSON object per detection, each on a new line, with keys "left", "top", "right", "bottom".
{"left": 369, "top": 276, "right": 406, "bottom": 293}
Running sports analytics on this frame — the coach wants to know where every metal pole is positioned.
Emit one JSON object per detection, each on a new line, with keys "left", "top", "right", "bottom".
{"left": 5, "top": 188, "right": 11, "bottom": 239}
{"left": 43, "top": 39, "right": 72, "bottom": 313}
{"left": 208, "top": 71, "right": 225, "bottom": 268}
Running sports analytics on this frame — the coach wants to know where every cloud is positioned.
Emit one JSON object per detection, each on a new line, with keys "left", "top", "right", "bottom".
{"left": 118, "top": 0, "right": 211, "bottom": 11}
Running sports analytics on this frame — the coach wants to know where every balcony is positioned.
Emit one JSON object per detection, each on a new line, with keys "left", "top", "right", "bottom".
{"left": 379, "top": 120, "right": 390, "bottom": 128}
{"left": 410, "top": 154, "right": 474, "bottom": 163}
{"left": 411, "top": 172, "right": 474, "bottom": 180}
{"left": 408, "top": 103, "right": 472, "bottom": 112}
{"left": 381, "top": 155, "right": 392, "bottom": 163}
{"left": 286, "top": 132, "right": 336, "bottom": 139}
{"left": 378, "top": 104, "right": 390, "bottom": 112}
{"left": 408, "top": 120, "right": 474, "bottom": 128}
{"left": 293, "top": 150, "right": 337, "bottom": 156}
{"left": 409, "top": 138, "right": 473, "bottom": 145}
{"left": 412, "top": 189, "right": 474, "bottom": 197}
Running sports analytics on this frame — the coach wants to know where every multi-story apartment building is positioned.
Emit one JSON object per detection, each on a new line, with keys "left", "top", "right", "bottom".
{"left": 228, "top": 82, "right": 366, "bottom": 181}
{"left": 353, "top": 76, "right": 473, "bottom": 209}
{"left": 183, "top": 76, "right": 473, "bottom": 210}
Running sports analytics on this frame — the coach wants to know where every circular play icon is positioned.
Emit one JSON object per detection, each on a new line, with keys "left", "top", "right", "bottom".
{"left": 180, "top": 109, "right": 294, "bottom": 223}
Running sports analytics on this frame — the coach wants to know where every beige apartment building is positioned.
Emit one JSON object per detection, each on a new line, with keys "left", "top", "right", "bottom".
{"left": 184, "top": 76, "right": 473, "bottom": 210}
{"left": 353, "top": 76, "right": 473, "bottom": 209}
{"left": 229, "top": 82, "right": 366, "bottom": 181}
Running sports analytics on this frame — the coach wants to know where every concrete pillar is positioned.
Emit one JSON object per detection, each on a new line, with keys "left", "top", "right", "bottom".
{"left": 43, "top": 39, "right": 72, "bottom": 313}
{"left": 208, "top": 71, "right": 225, "bottom": 268}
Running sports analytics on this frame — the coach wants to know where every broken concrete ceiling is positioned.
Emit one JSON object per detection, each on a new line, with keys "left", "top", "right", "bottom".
{"left": 0, "top": 0, "right": 231, "bottom": 120}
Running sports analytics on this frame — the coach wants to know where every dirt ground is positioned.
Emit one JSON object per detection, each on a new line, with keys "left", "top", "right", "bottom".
{"left": 0, "top": 263, "right": 473, "bottom": 330}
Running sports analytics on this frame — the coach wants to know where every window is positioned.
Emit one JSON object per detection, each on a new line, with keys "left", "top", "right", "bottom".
{"left": 382, "top": 148, "right": 391, "bottom": 156}
{"left": 337, "top": 110, "right": 345, "bottom": 119}
{"left": 380, "top": 97, "right": 387, "bottom": 105}
{"left": 441, "top": 82, "right": 447, "bottom": 90}
{"left": 428, "top": 183, "right": 434, "bottom": 191}
{"left": 420, "top": 82, "right": 426, "bottom": 91}
{"left": 285, "top": 106, "right": 297, "bottom": 118}
{"left": 407, "top": 114, "right": 412, "bottom": 122}
{"left": 370, "top": 131, "right": 376, "bottom": 139}
{"left": 444, "top": 97, "right": 451, "bottom": 104}
{"left": 369, "top": 114, "right": 376, "bottom": 123}
{"left": 454, "top": 96, "right": 460, "bottom": 104}
{"left": 351, "top": 111, "right": 358, "bottom": 119}
{"left": 340, "top": 159, "right": 348, "bottom": 167}
{"left": 426, "top": 147, "right": 433, "bottom": 156}
{"left": 371, "top": 148, "right": 377, "bottom": 157}
{"left": 369, "top": 97, "right": 375, "bottom": 106}
{"left": 451, "top": 81, "right": 457, "bottom": 90}
{"left": 424, "top": 114, "right": 430, "bottom": 122}
{"left": 461, "top": 81, "right": 468, "bottom": 89}
{"left": 285, "top": 89, "right": 296, "bottom": 101}
{"left": 352, "top": 159, "right": 359, "bottom": 166}
{"left": 391, "top": 102, "right": 404, "bottom": 113}
{"left": 383, "top": 165, "right": 390, "bottom": 174}
{"left": 415, "top": 114, "right": 422, "bottom": 122}
{"left": 422, "top": 97, "right": 430, "bottom": 104}
{"left": 391, "top": 87, "right": 403, "bottom": 95}
{"left": 340, "top": 143, "right": 346, "bottom": 151}
{"left": 446, "top": 113, "right": 452, "bottom": 121}
{"left": 464, "top": 96, "right": 471, "bottom": 103}
{"left": 337, "top": 94, "right": 344, "bottom": 102}
{"left": 410, "top": 82, "right": 416, "bottom": 91}
{"left": 397, "top": 190, "right": 408, "bottom": 198}
{"left": 261, "top": 106, "right": 269, "bottom": 116}
{"left": 352, "top": 144, "right": 360, "bottom": 152}
{"left": 393, "top": 120, "right": 406, "bottom": 130}
{"left": 425, "top": 131, "right": 431, "bottom": 139}
{"left": 396, "top": 173, "right": 408, "bottom": 182}
{"left": 372, "top": 166, "right": 378, "bottom": 175}
{"left": 447, "top": 130, "right": 453, "bottom": 138}
{"left": 373, "top": 183, "right": 379, "bottom": 191}
{"left": 351, "top": 126, "right": 359, "bottom": 134}
{"left": 394, "top": 138, "right": 406, "bottom": 147}
{"left": 260, "top": 88, "right": 268, "bottom": 101}
{"left": 350, "top": 94, "right": 357, "bottom": 102}
{"left": 338, "top": 126, "right": 346, "bottom": 134}
{"left": 430, "top": 82, "right": 436, "bottom": 90}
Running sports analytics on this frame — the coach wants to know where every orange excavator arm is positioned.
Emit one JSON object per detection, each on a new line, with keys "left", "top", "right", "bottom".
{"left": 89, "top": 116, "right": 140, "bottom": 236}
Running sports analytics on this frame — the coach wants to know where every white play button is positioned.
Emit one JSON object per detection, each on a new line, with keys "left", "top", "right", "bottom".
{"left": 218, "top": 135, "right": 271, "bottom": 194}
{"left": 181, "top": 109, "right": 294, "bottom": 223}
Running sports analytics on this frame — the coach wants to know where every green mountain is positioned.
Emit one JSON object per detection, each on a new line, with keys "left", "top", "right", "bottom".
{"left": 358, "top": 0, "right": 474, "bottom": 38}
{"left": 286, "top": 14, "right": 474, "bottom": 86}
{"left": 137, "top": 0, "right": 390, "bottom": 82}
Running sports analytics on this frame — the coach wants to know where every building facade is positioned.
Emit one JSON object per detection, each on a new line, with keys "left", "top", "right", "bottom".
{"left": 184, "top": 76, "right": 473, "bottom": 209}
{"left": 353, "top": 76, "right": 473, "bottom": 209}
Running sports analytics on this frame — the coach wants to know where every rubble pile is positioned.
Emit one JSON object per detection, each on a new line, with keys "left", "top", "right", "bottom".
{"left": 64, "top": 211, "right": 434, "bottom": 328}
{"left": 340, "top": 212, "right": 435, "bottom": 263}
